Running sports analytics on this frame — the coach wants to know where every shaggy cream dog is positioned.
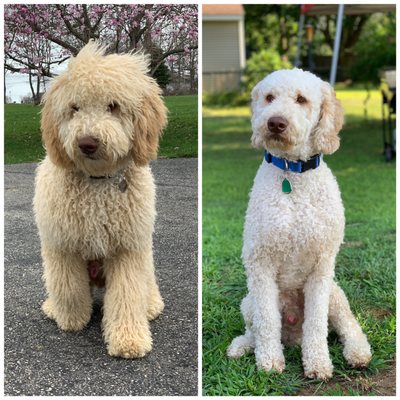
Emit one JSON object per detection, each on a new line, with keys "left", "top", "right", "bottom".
{"left": 33, "top": 41, "right": 167, "bottom": 358}
{"left": 227, "top": 69, "right": 371, "bottom": 380}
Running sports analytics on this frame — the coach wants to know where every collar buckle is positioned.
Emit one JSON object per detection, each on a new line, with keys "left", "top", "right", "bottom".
{"left": 283, "top": 159, "right": 289, "bottom": 171}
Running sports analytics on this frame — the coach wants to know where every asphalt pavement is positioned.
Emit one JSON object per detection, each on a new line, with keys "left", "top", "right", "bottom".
{"left": 4, "top": 158, "right": 198, "bottom": 396}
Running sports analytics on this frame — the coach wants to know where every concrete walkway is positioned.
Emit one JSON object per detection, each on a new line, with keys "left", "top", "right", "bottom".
{"left": 4, "top": 158, "right": 198, "bottom": 396}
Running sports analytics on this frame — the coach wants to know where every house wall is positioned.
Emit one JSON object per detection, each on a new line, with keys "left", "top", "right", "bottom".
{"left": 203, "top": 20, "right": 243, "bottom": 92}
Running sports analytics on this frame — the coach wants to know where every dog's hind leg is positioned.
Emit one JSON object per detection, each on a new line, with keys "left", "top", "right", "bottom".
{"left": 146, "top": 279, "right": 164, "bottom": 321}
{"left": 41, "top": 244, "right": 92, "bottom": 331}
{"left": 227, "top": 294, "right": 255, "bottom": 358}
{"left": 329, "top": 281, "right": 372, "bottom": 368}
{"left": 227, "top": 332, "right": 254, "bottom": 358}
{"left": 144, "top": 249, "right": 164, "bottom": 321}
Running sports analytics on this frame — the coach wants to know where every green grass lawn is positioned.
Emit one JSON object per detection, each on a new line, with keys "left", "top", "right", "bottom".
{"left": 202, "top": 89, "right": 396, "bottom": 396}
{"left": 4, "top": 95, "right": 198, "bottom": 164}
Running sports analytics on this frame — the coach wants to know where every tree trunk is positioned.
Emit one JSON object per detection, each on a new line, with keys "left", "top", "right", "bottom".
{"left": 190, "top": 53, "right": 195, "bottom": 93}
{"left": 28, "top": 71, "right": 41, "bottom": 105}
{"left": 4, "top": 68, "right": 6, "bottom": 104}
{"left": 28, "top": 72, "right": 35, "bottom": 102}
{"left": 35, "top": 73, "right": 41, "bottom": 105}
{"left": 177, "top": 56, "right": 182, "bottom": 89}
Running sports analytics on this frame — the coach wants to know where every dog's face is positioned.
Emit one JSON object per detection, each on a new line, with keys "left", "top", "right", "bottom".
{"left": 251, "top": 68, "right": 343, "bottom": 160}
{"left": 41, "top": 41, "right": 167, "bottom": 176}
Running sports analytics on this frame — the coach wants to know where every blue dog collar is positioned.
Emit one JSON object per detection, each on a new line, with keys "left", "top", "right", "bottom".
{"left": 264, "top": 150, "right": 321, "bottom": 173}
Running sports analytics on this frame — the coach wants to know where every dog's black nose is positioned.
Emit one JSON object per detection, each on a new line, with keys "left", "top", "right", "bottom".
{"left": 268, "top": 116, "right": 288, "bottom": 134}
{"left": 78, "top": 136, "right": 99, "bottom": 155}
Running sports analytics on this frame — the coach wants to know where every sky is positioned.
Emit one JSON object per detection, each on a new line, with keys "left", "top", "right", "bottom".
{"left": 5, "top": 73, "right": 33, "bottom": 102}
{"left": 5, "top": 62, "right": 68, "bottom": 103}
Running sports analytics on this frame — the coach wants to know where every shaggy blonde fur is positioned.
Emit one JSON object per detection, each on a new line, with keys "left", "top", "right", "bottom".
{"left": 227, "top": 69, "right": 371, "bottom": 380}
{"left": 34, "top": 41, "right": 167, "bottom": 358}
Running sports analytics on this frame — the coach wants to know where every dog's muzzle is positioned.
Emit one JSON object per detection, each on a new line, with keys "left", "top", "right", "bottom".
{"left": 267, "top": 116, "right": 288, "bottom": 139}
{"left": 78, "top": 136, "right": 99, "bottom": 157}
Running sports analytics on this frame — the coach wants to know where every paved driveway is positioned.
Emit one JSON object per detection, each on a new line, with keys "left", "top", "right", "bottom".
{"left": 4, "top": 158, "right": 198, "bottom": 396}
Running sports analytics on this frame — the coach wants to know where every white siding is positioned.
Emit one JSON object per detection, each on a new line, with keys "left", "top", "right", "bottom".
{"left": 203, "top": 20, "right": 241, "bottom": 73}
{"left": 203, "top": 20, "right": 243, "bottom": 92}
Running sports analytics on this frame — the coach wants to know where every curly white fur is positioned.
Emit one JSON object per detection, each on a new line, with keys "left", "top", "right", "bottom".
{"left": 33, "top": 41, "right": 167, "bottom": 358}
{"left": 227, "top": 69, "right": 371, "bottom": 380}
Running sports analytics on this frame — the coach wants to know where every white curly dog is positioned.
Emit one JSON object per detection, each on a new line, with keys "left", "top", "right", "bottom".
{"left": 227, "top": 69, "right": 371, "bottom": 380}
{"left": 33, "top": 41, "right": 167, "bottom": 358}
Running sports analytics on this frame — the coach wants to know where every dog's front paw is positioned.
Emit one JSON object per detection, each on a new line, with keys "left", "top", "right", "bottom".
{"left": 343, "top": 337, "right": 372, "bottom": 368}
{"left": 255, "top": 346, "right": 285, "bottom": 373}
{"left": 303, "top": 353, "right": 333, "bottom": 381}
{"left": 106, "top": 323, "right": 152, "bottom": 359}
{"left": 42, "top": 298, "right": 90, "bottom": 331}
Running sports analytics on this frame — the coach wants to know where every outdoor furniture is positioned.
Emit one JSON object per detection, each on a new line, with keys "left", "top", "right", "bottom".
{"left": 380, "top": 69, "right": 396, "bottom": 161}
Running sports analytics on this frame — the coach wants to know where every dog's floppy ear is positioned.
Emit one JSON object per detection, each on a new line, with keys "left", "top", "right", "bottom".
{"left": 250, "top": 80, "right": 265, "bottom": 149}
{"left": 313, "top": 82, "right": 344, "bottom": 155}
{"left": 41, "top": 79, "right": 74, "bottom": 169}
{"left": 250, "top": 80, "right": 262, "bottom": 114}
{"left": 132, "top": 82, "right": 168, "bottom": 166}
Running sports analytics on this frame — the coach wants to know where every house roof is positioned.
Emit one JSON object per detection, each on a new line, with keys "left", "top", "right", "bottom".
{"left": 203, "top": 5, "right": 244, "bottom": 16}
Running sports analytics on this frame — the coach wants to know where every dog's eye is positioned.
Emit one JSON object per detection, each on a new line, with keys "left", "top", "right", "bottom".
{"left": 107, "top": 103, "right": 119, "bottom": 113}
{"left": 266, "top": 94, "right": 275, "bottom": 103}
{"left": 296, "top": 95, "right": 307, "bottom": 104}
{"left": 71, "top": 105, "right": 80, "bottom": 113}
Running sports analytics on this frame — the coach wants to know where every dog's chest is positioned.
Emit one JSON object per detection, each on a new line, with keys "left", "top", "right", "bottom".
{"left": 34, "top": 161, "right": 155, "bottom": 259}
{"left": 243, "top": 162, "right": 344, "bottom": 282}
{"left": 66, "top": 185, "right": 138, "bottom": 246}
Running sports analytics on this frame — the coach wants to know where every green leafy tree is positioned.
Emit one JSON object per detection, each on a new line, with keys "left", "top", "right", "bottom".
{"left": 243, "top": 5, "right": 394, "bottom": 83}
{"left": 244, "top": 49, "right": 292, "bottom": 92}
{"left": 244, "top": 5, "right": 300, "bottom": 59}
{"left": 152, "top": 61, "right": 170, "bottom": 88}
{"left": 349, "top": 13, "right": 395, "bottom": 83}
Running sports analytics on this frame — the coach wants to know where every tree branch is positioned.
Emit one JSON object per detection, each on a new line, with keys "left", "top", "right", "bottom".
{"left": 150, "top": 45, "right": 197, "bottom": 75}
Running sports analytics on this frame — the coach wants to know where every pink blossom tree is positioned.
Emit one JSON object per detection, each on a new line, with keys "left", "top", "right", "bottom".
{"left": 5, "top": 4, "right": 198, "bottom": 102}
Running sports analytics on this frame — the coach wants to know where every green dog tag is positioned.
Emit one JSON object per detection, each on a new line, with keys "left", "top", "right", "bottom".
{"left": 282, "top": 178, "right": 292, "bottom": 194}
